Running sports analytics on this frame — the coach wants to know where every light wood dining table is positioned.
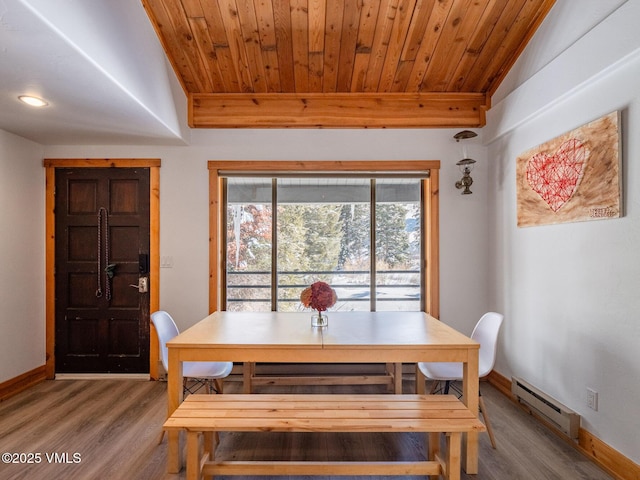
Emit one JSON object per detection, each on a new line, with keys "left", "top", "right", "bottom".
{"left": 166, "top": 311, "right": 481, "bottom": 474}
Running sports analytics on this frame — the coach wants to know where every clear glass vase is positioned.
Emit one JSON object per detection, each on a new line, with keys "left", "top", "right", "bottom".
{"left": 311, "top": 312, "right": 328, "bottom": 327}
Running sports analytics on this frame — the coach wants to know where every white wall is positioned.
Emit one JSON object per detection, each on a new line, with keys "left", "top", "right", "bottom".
{"left": 0, "top": 130, "right": 45, "bottom": 383}
{"left": 43, "top": 128, "right": 490, "bottom": 335}
{"left": 485, "top": 0, "right": 640, "bottom": 463}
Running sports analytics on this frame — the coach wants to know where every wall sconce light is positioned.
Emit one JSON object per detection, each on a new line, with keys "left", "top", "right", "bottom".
{"left": 455, "top": 158, "right": 476, "bottom": 194}
{"left": 453, "top": 130, "right": 478, "bottom": 195}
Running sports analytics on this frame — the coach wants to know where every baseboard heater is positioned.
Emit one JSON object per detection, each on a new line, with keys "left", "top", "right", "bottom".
{"left": 511, "top": 377, "right": 580, "bottom": 439}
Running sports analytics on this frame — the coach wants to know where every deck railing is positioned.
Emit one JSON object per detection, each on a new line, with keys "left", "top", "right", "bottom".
{"left": 226, "top": 269, "right": 420, "bottom": 310}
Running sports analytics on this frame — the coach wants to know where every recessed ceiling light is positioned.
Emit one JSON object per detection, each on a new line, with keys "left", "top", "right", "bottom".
{"left": 18, "top": 95, "right": 49, "bottom": 107}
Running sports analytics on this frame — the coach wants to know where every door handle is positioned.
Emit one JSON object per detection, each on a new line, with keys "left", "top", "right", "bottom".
{"left": 129, "top": 277, "right": 148, "bottom": 293}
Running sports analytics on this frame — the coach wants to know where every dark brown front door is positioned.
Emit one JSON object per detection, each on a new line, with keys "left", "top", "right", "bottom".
{"left": 55, "top": 168, "right": 150, "bottom": 373}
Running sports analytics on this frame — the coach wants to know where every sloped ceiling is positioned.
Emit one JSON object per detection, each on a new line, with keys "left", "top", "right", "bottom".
{"left": 143, "top": 0, "right": 555, "bottom": 128}
{"left": 0, "top": 0, "right": 584, "bottom": 145}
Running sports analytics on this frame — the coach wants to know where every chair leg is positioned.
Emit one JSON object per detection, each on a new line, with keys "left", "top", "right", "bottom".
{"left": 214, "top": 378, "right": 223, "bottom": 394}
{"left": 211, "top": 380, "right": 223, "bottom": 446}
{"left": 157, "top": 429, "right": 165, "bottom": 445}
{"left": 479, "top": 395, "right": 496, "bottom": 449}
{"left": 183, "top": 378, "right": 191, "bottom": 395}
{"left": 429, "top": 380, "right": 440, "bottom": 394}
{"left": 443, "top": 380, "right": 451, "bottom": 394}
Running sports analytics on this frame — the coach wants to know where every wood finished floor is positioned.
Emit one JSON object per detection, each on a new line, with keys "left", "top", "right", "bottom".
{"left": 0, "top": 377, "right": 613, "bottom": 480}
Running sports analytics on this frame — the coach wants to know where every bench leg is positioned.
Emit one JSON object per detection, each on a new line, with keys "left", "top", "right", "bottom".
{"left": 186, "top": 431, "right": 202, "bottom": 480}
{"left": 203, "top": 431, "right": 217, "bottom": 458}
{"left": 243, "top": 362, "right": 254, "bottom": 393}
{"left": 428, "top": 432, "right": 440, "bottom": 461}
{"left": 429, "top": 432, "right": 461, "bottom": 480}
{"left": 445, "top": 432, "right": 462, "bottom": 480}
{"left": 416, "top": 365, "right": 427, "bottom": 394}
{"left": 185, "top": 431, "right": 217, "bottom": 480}
{"left": 394, "top": 362, "right": 403, "bottom": 393}
{"left": 385, "top": 363, "right": 403, "bottom": 393}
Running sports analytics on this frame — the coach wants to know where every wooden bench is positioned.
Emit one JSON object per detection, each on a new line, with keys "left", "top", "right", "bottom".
{"left": 163, "top": 393, "right": 485, "bottom": 480}
{"left": 244, "top": 362, "right": 404, "bottom": 393}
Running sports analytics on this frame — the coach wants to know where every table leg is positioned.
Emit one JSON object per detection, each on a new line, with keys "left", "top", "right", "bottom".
{"left": 167, "top": 349, "right": 184, "bottom": 473}
{"left": 461, "top": 351, "right": 479, "bottom": 474}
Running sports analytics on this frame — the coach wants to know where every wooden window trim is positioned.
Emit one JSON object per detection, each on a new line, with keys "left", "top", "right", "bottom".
{"left": 43, "top": 158, "right": 161, "bottom": 379}
{"left": 208, "top": 160, "right": 440, "bottom": 318}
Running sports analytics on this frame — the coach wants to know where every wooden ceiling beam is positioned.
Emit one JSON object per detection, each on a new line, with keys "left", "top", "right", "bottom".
{"left": 189, "top": 92, "right": 488, "bottom": 128}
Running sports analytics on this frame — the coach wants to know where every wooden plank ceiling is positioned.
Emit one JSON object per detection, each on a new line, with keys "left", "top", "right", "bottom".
{"left": 142, "top": 0, "right": 555, "bottom": 128}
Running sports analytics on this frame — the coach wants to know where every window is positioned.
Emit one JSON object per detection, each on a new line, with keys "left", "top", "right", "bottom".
{"left": 209, "top": 161, "right": 440, "bottom": 317}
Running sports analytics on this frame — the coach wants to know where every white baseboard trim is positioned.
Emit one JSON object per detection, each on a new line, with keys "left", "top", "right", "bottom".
{"left": 55, "top": 373, "right": 150, "bottom": 380}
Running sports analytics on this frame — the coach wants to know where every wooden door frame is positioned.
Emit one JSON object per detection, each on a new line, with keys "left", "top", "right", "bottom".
{"left": 44, "top": 158, "right": 161, "bottom": 379}
{"left": 207, "top": 160, "right": 440, "bottom": 318}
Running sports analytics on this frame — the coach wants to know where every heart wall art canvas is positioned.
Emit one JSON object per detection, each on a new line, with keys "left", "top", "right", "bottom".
{"left": 516, "top": 111, "right": 622, "bottom": 227}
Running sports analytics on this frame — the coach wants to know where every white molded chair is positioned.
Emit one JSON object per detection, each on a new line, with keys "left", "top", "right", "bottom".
{"left": 416, "top": 312, "right": 504, "bottom": 448}
{"left": 151, "top": 310, "right": 233, "bottom": 445}
{"left": 151, "top": 310, "right": 233, "bottom": 395}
